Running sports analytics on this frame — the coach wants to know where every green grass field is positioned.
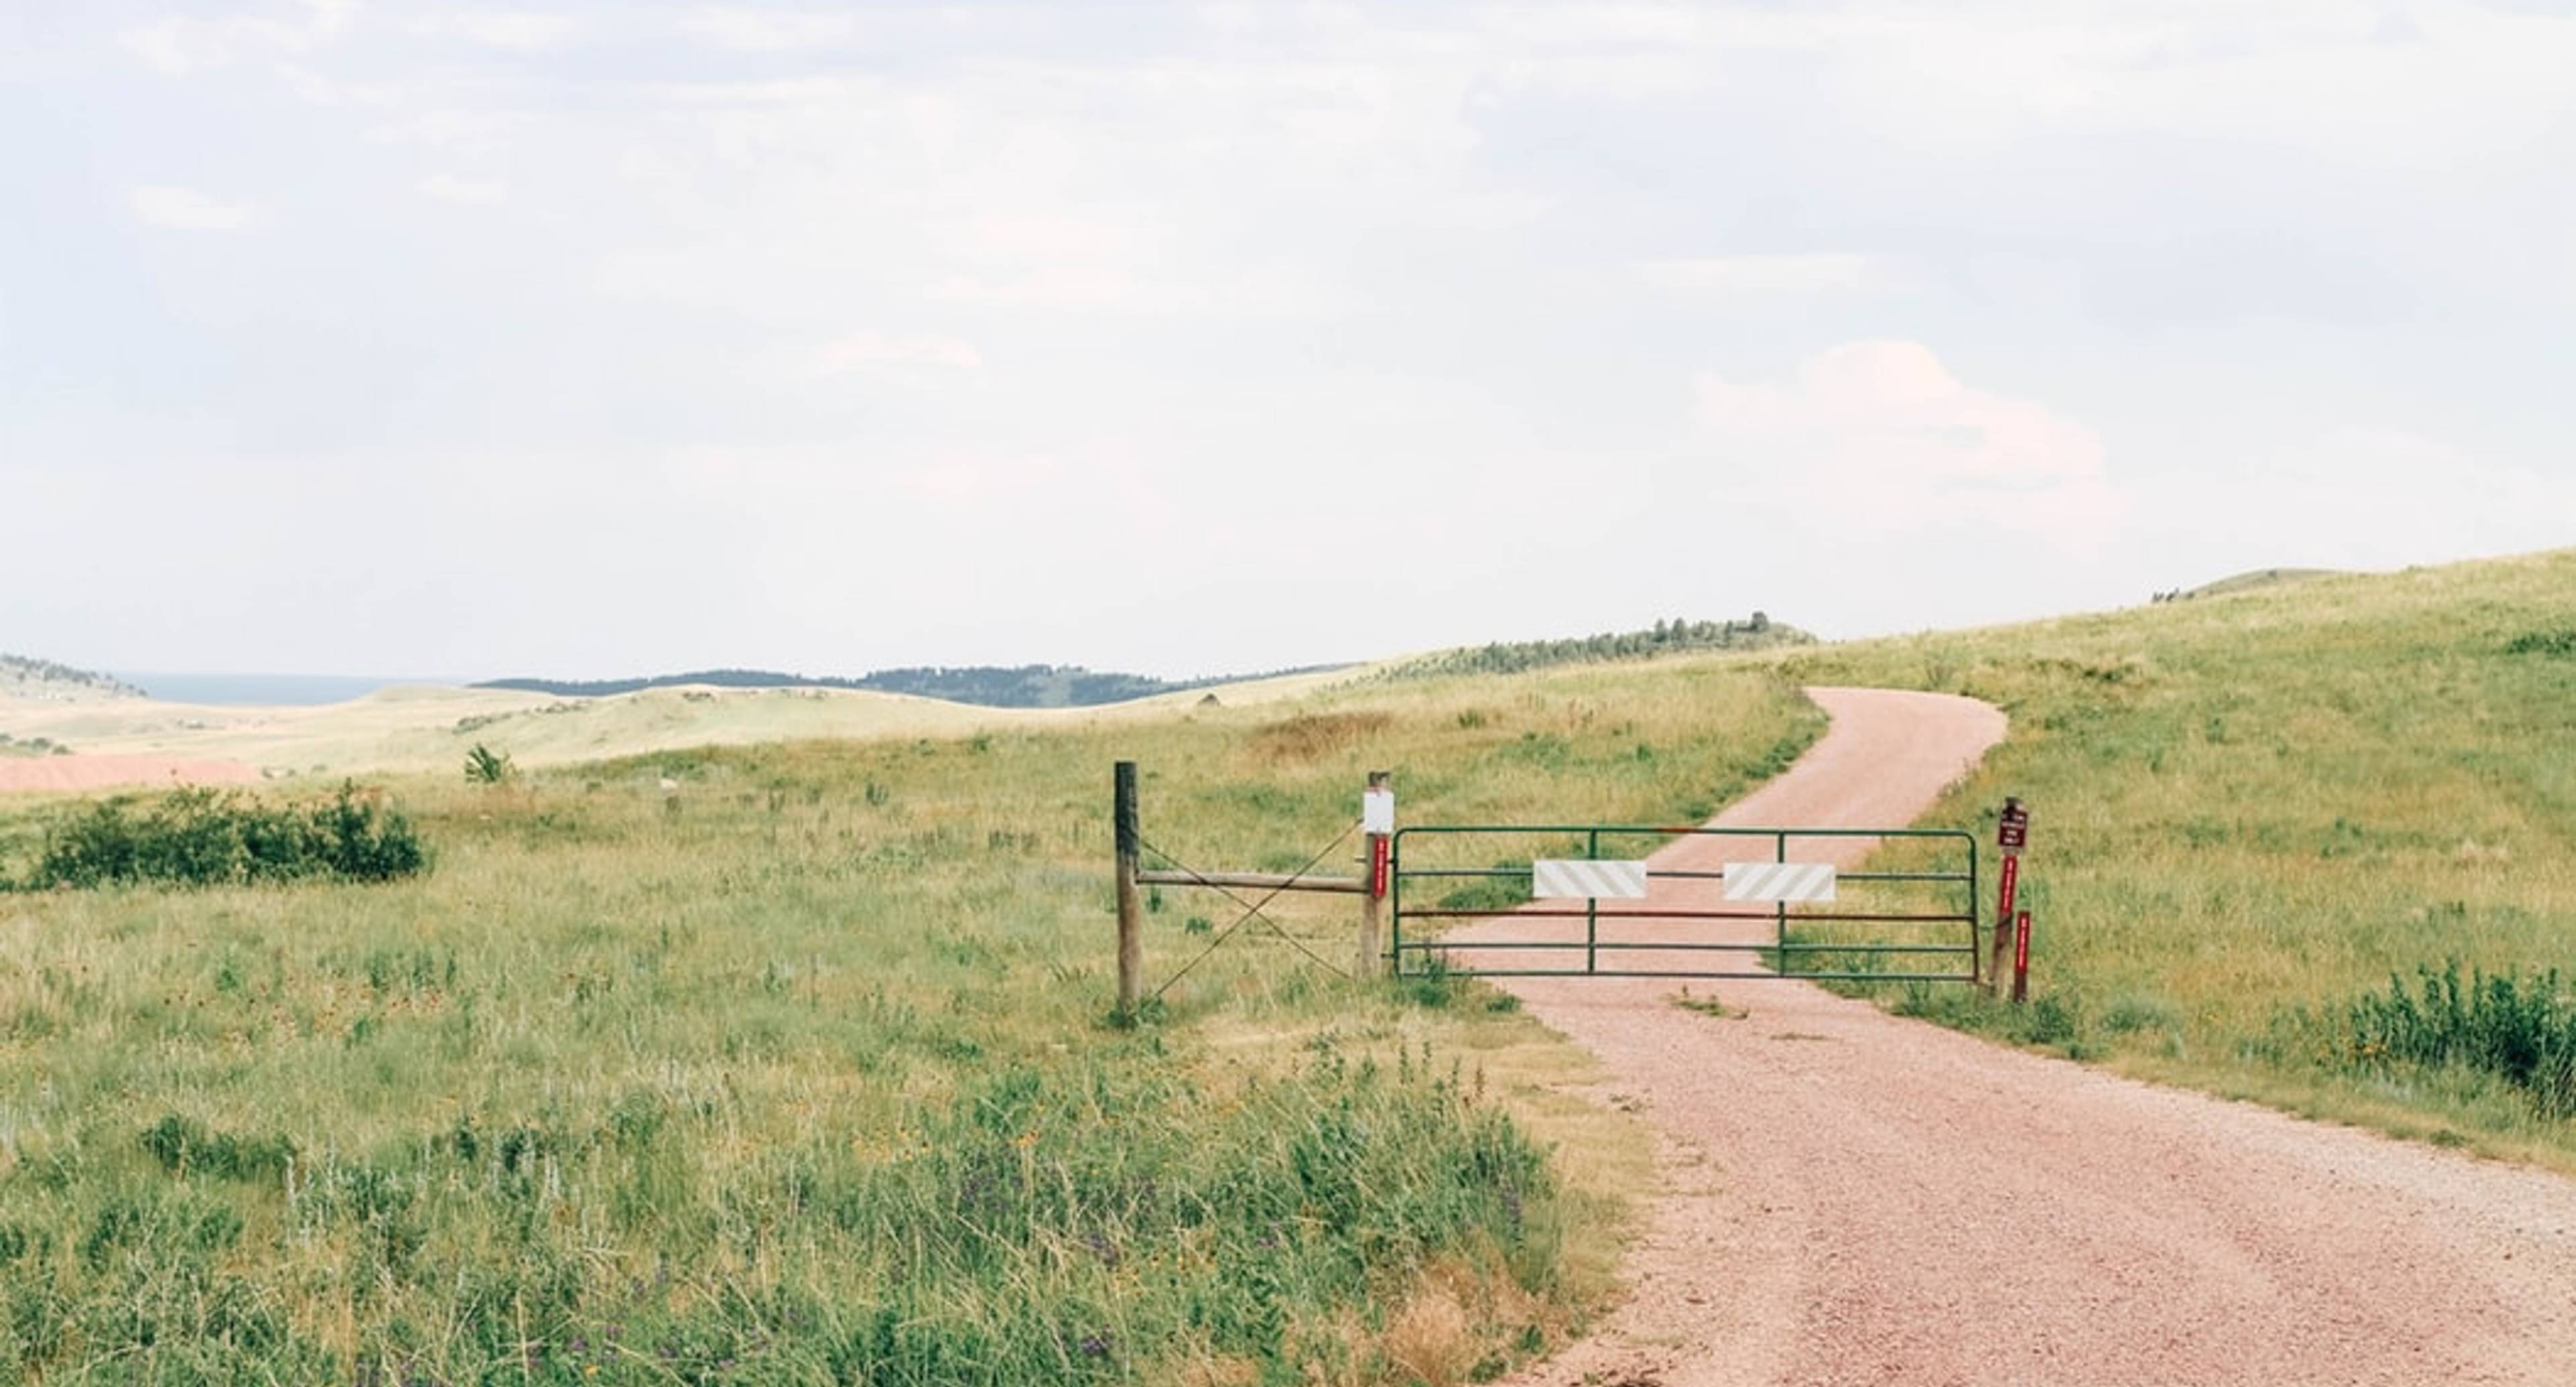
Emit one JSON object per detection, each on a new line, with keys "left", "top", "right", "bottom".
{"left": 0, "top": 662, "right": 1818, "bottom": 1386}
{"left": 1772, "top": 548, "right": 2576, "bottom": 1164}
{"left": 7, "top": 545, "right": 2573, "bottom": 1382}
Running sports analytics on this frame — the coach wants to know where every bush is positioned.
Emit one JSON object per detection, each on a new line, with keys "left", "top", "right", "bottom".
{"left": 2342, "top": 962, "right": 2576, "bottom": 1117}
{"left": 2503, "top": 628, "right": 2576, "bottom": 657}
{"left": 25, "top": 784, "right": 428, "bottom": 890}
{"left": 464, "top": 743, "right": 516, "bottom": 785}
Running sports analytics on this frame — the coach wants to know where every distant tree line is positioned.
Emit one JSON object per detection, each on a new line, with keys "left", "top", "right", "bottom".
{"left": 0, "top": 653, "right": 142, "bottom": 698}
{"left": 476, "top": 662, "right": 1348, "bottom": 710}
{"left": 1375, "top": 614, "right": 1814, "bottom": 681}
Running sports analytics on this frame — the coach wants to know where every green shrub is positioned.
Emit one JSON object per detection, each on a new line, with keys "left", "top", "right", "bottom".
{"left": 2342, "top": 962, "right": 2576, "bottom": 1117}
{"left": 463, "top": 742, "right": 516, "bottom": 784}
{"left": 25, "top": 784, "right": 428, "bottom": 890}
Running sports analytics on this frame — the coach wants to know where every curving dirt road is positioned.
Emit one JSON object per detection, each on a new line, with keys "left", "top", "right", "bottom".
{"left": 1477, "top": 687, "right": 2576, "bottom": 1386}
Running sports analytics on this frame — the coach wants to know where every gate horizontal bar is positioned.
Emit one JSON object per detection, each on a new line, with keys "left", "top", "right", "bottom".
{"left": 1399, "top": 969, "right": 1976, "bottom": 982}
{"left": 1394, "top": 907, "right": 1974, "bottom": 926}
{"left": 1393, "top": 940, "right": 1976, "bottom": 956}
{"left": 1135, "top": 869, "right": 1364, "bottom": 894}
{"left": 1393, "top": 824, "right": 1972, "bottom": 838}
{"left": 1389, "top": 867, "right": 1969, "bottom": 885}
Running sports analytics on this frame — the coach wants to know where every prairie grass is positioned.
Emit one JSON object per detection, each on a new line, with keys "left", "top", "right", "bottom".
{"left": 0, "top": 661, "right": 1815, "bottom": 1384}
{"left": 1767, "top": 547, "right": 2576, "bottom": 1163}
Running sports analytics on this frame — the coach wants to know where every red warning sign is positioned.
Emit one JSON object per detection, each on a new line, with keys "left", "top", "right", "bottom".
{"left": 1998, "top": 798, "right": 2030, "bottom": 852}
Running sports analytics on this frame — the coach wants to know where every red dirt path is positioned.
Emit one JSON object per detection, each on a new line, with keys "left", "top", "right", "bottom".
{"left": 1474, "top": 686, "right": 2576, "bottom": 1386}
{"left": 0, "top": 755, "right": 262, "bottom": 794}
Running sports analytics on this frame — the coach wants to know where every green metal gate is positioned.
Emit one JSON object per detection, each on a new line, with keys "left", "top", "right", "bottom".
{"left": 1389, "top": 824, "right": 1982, "bottom": 981}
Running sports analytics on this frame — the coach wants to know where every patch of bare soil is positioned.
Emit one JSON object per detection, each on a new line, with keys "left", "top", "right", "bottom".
{"left": 0, "top": 754, "right": 262, "bottom": 794}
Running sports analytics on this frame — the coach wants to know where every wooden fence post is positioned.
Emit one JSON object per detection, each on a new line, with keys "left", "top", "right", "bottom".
{"left": 1114, "top": 761, "right": 1142, "bottom": 1016}
{"left": 1358, "top": 770, "right": 1393, "bottom": 978}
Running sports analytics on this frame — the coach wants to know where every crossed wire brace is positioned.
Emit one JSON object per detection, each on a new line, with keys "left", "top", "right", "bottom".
{"left": 1142, "top": 821, "right": 1358, "bottom": 999}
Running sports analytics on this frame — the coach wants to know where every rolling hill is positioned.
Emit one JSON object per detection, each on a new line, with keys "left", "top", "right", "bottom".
{"left": 475, "top": 662, "right": 1343, "bottom": 708}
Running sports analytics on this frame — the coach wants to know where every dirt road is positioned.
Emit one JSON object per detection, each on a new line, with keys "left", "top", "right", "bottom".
{"left": 0, "top": 754, "right": 261, "bottom": 794}
{"left": 1478, "top": 687, "right": 2576, "bottom": 1386}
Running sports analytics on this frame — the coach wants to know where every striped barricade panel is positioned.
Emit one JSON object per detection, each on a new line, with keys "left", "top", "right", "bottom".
{"left": 1529, "top": 858, "right": 1650, "bottom": 899}
{"left": 1722, "top": 861, "right": 1837, "bottom": 903}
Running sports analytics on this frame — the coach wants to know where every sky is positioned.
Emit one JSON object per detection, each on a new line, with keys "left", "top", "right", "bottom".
{"left": 4, "top": 1, "right": 2572, "bottom": 681}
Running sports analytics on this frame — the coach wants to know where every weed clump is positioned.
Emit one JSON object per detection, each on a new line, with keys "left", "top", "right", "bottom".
{"left": 140, "top": 1115, "right": 296, "bottom": 1182}
{"left": 2340, "top": 962, "right": 2576, "bottom": 1117}
{"left": 463, "top": 742, "right": 516, "bottom": 784}
{"left": 23, "top": 784, "right": 427, "bottom": 890}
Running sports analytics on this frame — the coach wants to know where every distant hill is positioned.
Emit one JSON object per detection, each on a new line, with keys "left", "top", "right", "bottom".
{"left": 1376, "top": 613, "right": 1815, "bottom": 681}
{"left": 476, "top": 663, "right": 1346, "bottom": 709}
{"left": 2151, "top": 568, "right": 2345, "bottom": 604}
{"left": 1, "top": 653, "right": 143, "bottom": 702}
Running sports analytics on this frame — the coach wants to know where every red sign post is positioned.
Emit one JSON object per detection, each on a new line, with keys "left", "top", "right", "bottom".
{"left": 1986, "top": 798, "right": 2030, "bottom": 994}
{"left": 2011, "top": 910, "right": 2033, "bottom": 1003}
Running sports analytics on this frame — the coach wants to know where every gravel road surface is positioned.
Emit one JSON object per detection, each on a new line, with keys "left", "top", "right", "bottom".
{"left": 1466, "top": 687, "right": 2576, "bottom": 1386}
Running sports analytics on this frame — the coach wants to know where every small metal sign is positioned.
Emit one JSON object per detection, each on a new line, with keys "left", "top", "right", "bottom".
{"left": 1997, "top": 797, "right": 2029, "bottom": 851}
{"left": 1361, "top": 787, "right": 1395, "bottom": 836}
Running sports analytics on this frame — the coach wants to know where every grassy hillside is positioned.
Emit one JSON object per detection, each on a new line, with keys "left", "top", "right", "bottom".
{"left": 1773, "top": 548, "right": 2576, "bottom": 1163}
{"left": 0, "top": 659, "right": 1819, "bottom": 1384}
{"left": 0, "top": 673, "right": 1364, "bottom": 781}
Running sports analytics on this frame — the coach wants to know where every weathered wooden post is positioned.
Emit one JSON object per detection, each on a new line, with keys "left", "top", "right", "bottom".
{"left": 1358, "top": 771, "right": 1394, "bottom": 977}
{"left": 1114, "top": 760, "right": 1142, "bottom": 1016}
{"left": 1985, "top": 797, "right": 2029, "bottom": 995}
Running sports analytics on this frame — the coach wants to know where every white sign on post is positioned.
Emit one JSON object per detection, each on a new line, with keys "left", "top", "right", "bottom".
{"left": 1361, "top": 787, "right": 1395, "bottom": 835}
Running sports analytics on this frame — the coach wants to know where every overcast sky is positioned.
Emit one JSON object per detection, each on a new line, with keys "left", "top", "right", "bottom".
{"left": 5, "top": 1, "right": 2571, "bottom": 680}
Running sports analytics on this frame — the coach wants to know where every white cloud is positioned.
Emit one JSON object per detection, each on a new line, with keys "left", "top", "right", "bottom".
{"left": 414, "top": 11, "right": 580, "bottom": 53}
{"left": 2139, "top": 427, "right": 2576, "bottom": 574}
{"left": 417, "top": 174, "right": 507, "bottom": 205}
{"left": 675, "top": 7, "right": 861, "bottom": 54}
{"left": 370, "top": 109, "right": 517, "bottom": 153}
{"left": 1696, "top": 339, "right": 2120, "bottom": 545}
{"left": 1642, "top": 253, "right": 1893, "bottom": 296}
{"left": 120, "top": 18, "right": 231, "bottom": 74}
{"left": 297, "top": 0, "right": 357, "bottom": 36}
{"left": 119, "top": 13, "right": 311, "bottom": 74}
{"left": 816, "top": 331, "right": 983, "bottom": 372}
{"left": 125, "top": 185, "right": 260, "bottom": 232}
{"left": 902, "top": 453, "right": 1061, "bottom": 505}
